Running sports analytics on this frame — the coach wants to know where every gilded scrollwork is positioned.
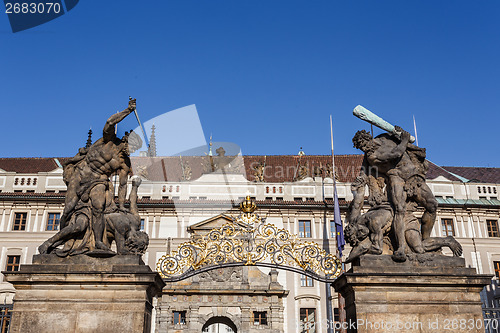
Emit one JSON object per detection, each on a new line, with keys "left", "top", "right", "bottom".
{"left": 156, "top": 196, "right": 342, "bottom": 281}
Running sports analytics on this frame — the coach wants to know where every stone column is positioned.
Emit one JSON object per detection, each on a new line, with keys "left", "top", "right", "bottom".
{"left": 3, "top": 254, "right": 165, "bottom": 333}
{"left": 333, "top": 255, "right": 492, "bottom": 333}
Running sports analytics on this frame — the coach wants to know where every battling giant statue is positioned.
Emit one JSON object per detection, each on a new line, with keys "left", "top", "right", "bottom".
{"left": 345, "top": 106, "right": 462, "bottom": 262}
{"left": 39, "top": 98, "right": 149, "bottom": 256}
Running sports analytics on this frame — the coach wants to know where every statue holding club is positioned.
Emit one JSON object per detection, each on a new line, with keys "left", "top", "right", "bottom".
{"left": 39, "top": 98, "right": 148, "bottom": 256}
{"left": 347, "top": 106, "right": 462, "bottom": 262}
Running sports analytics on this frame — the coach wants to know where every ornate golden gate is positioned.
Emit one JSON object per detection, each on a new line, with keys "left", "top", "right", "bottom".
{"left": 156, "top": 197, "right": 342, "bottom": 282}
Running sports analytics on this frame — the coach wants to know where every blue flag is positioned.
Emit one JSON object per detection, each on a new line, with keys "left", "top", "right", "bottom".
{"left": 334, "top": 184, "right": 345, "bottom": 258}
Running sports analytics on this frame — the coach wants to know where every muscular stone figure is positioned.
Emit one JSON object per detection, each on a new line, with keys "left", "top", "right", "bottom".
{"left": 39, "top": 99, "right": 137, "bottom": 255}
{"left": 352, "top": 127, "right": 438, "bottom": 262}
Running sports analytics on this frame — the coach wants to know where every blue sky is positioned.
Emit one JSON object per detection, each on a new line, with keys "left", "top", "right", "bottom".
{"left": 1, "top": 0, "right": 499, "bottom": 167}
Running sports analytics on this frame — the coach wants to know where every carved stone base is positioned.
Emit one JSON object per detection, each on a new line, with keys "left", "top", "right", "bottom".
{"left": 2, "top": 254, "right": 165, "bottom": 333}
{"left": 333, "top": 255, "right": 492, "bottom": 333}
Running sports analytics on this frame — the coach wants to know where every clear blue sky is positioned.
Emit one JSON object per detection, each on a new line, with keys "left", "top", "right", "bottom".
{"left": 1, "top": 0, "right": 499, "bottom": 167}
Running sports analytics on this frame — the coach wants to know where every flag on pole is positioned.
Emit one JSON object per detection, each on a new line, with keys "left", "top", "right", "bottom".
{"left": 334, "top": 184, "right": 345, "bottom": 258}
{"left": 330, "top": 115, "right": 345, "bottom": 258}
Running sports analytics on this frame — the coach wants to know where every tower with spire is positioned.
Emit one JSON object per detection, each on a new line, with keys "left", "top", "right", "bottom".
{"left": 147, "top": 124, "right": 157, "bottom": 157}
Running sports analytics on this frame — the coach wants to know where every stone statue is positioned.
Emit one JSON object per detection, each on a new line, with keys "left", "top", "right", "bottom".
{"left": 252, "top": 162, "right": 265, "bottom": 182}
{"left": 348, "top": 107, "right": 461, "bottom": 262}
{"left": 351, "top": 127, "right": 439, "bottom": 262}
{"left": 39, "top": 99, "right": 148, "bottom": 256}
{"left": 345, "top": 174, "right": 462, "bottom": 263}
{"left": 181, "top": 161, "right": 192, "bottom": 181}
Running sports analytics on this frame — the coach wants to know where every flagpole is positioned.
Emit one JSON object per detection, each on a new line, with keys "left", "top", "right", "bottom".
{"left": 330, "top": 115, "right": 346, "bottom": 333}
{"left": 321, "top": 116, "right": 334, "bottom": 333}
{"left": 330, "top": 115, "right": 335, "bottom": 178}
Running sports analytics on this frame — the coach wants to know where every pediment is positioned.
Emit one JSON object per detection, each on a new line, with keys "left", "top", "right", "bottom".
{"left": 187, "top": 214, "right": 235, "bottom": 235}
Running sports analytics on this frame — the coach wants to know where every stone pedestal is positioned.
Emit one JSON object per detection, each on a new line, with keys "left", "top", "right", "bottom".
{"left": 333, "top": 255, "right": 492, "bottom": 333}
{"left": 2, "top": 254, "right": 165, "bottom": 333}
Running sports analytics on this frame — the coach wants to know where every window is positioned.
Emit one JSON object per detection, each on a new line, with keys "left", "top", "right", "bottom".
{"left": 172, "top": 311, "right": 186, "bottom": 325}
{"left": 252, "top": 311, "right": 267, "bottom": 325}
{"left": 5, "top": 255, "right": 20, "bottom": 272}
{"left": 301, "top": 274, "right": 313, "bottom": 287}
{"left": 441, "top": 219, "right": 455, "bottom": 237}
{"left": 12, "top": 213, "right": 27, "bottom": 231}
{"left": 334, "top": 307, "right": 340, "bottom": 323}
{"left": 140, "top": 219, "right": 145, "bottom": 231}
{"left": 494, "top": 261, "right": 500, "bottom": 279}
{"left": 330, "top": 220, "right": 336, "bottom": 238}
{"left": 298, "top": 220, "right": 311, "bottom": 238}
{"left": 0, "top": 304, "right": 12, "bottom": 333}
{"left": 46, "top": 213, "right": 60, "bottom": 231}
{"left": 300, "top": 308, "right": 316, "bottom": 333}
{"left": 487, "top": 220, "right": 499, "bottom": 238}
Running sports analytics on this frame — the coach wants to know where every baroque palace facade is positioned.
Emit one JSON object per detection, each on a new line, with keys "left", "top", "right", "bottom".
{"left": 0, "top": 153, "right": 499, "bottom": 332}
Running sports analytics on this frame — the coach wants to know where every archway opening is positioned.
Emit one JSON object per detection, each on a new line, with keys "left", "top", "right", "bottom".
{"left": 202, "top": 316, "right": 237, "bottom": 333}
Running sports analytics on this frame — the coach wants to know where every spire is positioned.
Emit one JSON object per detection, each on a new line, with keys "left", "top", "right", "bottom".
{"left": 208, "top": 133, "right": 213, "bottom": 156}
{"left": 86, "top": 129, "right": 93, "bottom": 148}
{"left": 147, "top": 124, "right": 157, "bottom": 157}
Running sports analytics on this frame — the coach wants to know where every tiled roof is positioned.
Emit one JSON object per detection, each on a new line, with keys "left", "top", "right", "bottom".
{"left": 243, "top": 155, "right": 364, "bottom": 183}
{"left": 0, "top": 157, "right": 61, "bottom": 173}
{"left": 131, "top": 155, "right": 364, "bottom": 183}
{"left": 442, "top": 166, "right": 500, "bottom": 184}
{"left": 1, "top": 155, "right": 498, "bottom": 185}
{"left": 426, "top": 162, "right": 463, "bottom": 182}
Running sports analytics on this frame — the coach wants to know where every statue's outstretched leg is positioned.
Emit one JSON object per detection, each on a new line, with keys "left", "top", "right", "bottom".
{"left": 421, "top": 237, "right": 463, "bottom": 257}
{"left": 38, "top": 214, "right": 89, "bottom": 254}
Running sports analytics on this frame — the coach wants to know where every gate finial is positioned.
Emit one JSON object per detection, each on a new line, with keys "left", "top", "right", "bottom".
{"left": 239, "top": 196, "right": 257, "bottom": 214}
